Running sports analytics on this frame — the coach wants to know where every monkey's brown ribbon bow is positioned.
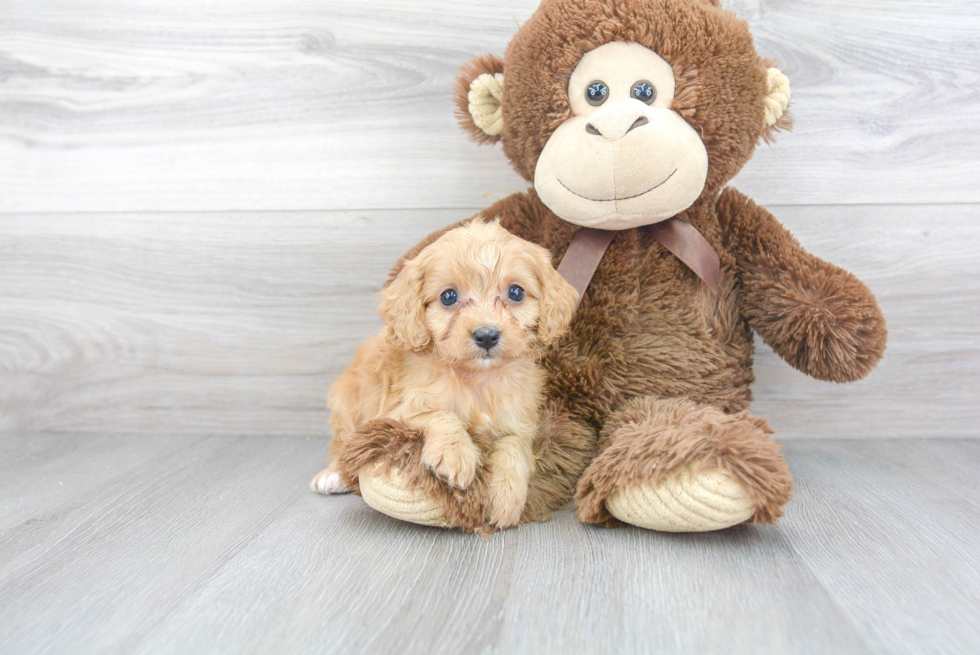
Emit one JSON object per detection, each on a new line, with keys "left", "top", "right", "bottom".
{"left": 556, "top": 217, "right": 720, "bottom": 309}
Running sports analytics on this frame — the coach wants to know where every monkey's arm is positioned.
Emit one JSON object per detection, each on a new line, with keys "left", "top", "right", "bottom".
{"left": 716, "top": 187, "right": 887, "bottom": 383}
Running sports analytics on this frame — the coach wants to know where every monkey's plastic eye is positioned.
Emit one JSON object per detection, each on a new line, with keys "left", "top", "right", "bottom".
{"left": 508, "top": 285, "right": 525, "bottom": 302}
{"left": 630, "top": 80, "right": 656, "bottom": 104}
{"left": 440, "top": 289, "right": 458, "bottom": 307}
{"left": 586, "top": 81, "right": 609, "bottom": 106}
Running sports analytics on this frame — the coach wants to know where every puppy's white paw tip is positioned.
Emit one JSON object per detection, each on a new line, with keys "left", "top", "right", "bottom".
{"left": 312, "top": 471, "right": 350, "bottom": 495}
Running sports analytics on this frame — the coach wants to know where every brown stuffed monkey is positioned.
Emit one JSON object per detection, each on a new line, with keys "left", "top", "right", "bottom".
{"left": 333, "top": 0, "right": 887, "bottom": 533}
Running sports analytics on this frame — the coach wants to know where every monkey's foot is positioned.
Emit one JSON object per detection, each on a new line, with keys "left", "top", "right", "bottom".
{"left": 358, "top": 466, "right": 453, "bottom": 528}
{"left": 604, "top": 463, "right": 755, "bottom": 532}
{"left": 576, "top": 397, "right": 793, "bottom": 532}
{"left": 336, "top": 411, "right": 596, "bottom": 533}
{"left": 335, "top": 419, "right": 490, "bottom": 533}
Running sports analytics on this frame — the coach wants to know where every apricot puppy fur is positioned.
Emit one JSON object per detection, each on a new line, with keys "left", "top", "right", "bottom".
{"left": 311, "top": 219, "right": 577, "bottom": 528}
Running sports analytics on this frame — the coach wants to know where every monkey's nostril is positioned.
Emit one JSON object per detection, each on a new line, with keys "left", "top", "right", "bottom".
{"left": 626, "top": 116, "right": 649, "bottom": 133}
{"left": 472, "top": 326, "right": 501, "bottom": 351}
{"left": 587, "top": 116, "right": 647, "bottom": 139}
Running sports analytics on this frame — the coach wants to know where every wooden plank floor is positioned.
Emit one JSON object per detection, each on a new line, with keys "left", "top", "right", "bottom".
{"left": 1, "top": 434, "right": 978, "bottom": 655}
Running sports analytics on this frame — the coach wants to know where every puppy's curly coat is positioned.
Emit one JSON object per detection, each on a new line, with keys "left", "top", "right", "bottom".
{"left": 312, "top": 220, "right": 578, "bottom": 529}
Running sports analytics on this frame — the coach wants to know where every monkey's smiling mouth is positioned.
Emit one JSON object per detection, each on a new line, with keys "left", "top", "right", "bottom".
{"left": 558, "top": 169, "right": 677, "bottom": 202}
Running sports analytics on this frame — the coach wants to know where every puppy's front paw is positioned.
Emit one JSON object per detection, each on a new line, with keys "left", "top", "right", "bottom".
{"left": 489, "top": 475, "right": 528, "bottom": 529}
{"left": 311, "top": 467, "right": 353, "bottom": 495}
{"left": 421, "top": 438, "right": 481, "bottom": 489}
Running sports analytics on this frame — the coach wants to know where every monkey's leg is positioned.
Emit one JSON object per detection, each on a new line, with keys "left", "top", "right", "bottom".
{"left": 575, "top": 396, "right": 792, "bottom": 532}
{"left": 334, "top": 419, "right": 483, "bottom": 531}
{"left": 338, "top": 407, "right": 596, "bottom": 532}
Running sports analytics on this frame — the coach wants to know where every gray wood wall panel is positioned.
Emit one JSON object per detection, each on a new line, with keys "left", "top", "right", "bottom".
{"left": 1, "top": 205, "right": 977, "bottom": 438}
{"left": 0, "top": 0, "right": 977, "bottom": 213}
{"left": 1, "top": 0, "right": 978, "bottom": 438}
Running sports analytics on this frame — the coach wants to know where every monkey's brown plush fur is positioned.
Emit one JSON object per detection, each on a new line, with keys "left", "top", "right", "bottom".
{"left": 335, "top": 0, "right": 886, "bottom": 530}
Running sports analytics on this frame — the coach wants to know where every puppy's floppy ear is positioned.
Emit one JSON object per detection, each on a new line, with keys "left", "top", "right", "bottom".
{"left": 529, "top": 245, "right": 579, "bottom": 346}
{"left": 378, "top": 256, "right": 430, "bottom": 351}
{"left": 454, "top": 54, "right": 505, "bottom": 146}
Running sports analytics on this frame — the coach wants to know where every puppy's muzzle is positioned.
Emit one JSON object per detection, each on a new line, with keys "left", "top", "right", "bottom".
{"left": 472, "top": 326, "right": 501, "bottom": 352}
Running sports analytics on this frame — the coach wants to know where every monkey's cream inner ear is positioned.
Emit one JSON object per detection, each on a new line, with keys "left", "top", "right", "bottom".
{"left": 763, "top": 68, "right": 791, "bottom": 128}
{"left": 468, "top": 73, "right": 505, "bottom": 137}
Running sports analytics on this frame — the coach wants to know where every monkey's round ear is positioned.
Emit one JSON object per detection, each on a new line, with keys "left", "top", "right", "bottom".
{"left": 454, "top": 54, "right": 505, "bottom": 145}
{"left": 762, "top": 66, "right": 793, "bottom": 142}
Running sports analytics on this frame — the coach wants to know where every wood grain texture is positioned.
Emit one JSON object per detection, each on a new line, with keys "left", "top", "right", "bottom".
{"left": 0, "top": 0, "right": 977, "bottom": 213}
{"left": 0, "top": 433, "right": 317, "bottom": 654}
{"left": 2, "top": 1, "right": 977, "bottom": 650}
{"left": 0, "top": 432, "right": 204, "bottom": 531}
{"left": 1, "top": 204, "right": 977, "bottom": 438}
{"left": 779, "top": 439, "right": 980, "bottom": 655}
{"left": 1, "top": 434, "right": 978, "bottom": 654}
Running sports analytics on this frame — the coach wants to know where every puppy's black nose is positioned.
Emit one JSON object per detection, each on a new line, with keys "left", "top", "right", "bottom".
{"left": 472, "top": 326, "right": 501, "bottom": 351}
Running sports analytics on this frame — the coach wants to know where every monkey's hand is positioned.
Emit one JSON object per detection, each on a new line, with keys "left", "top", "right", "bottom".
{"left": 718, "top": 188, "right": 887, "bottom": 382}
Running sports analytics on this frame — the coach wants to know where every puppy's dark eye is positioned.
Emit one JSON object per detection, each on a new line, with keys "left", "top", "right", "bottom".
{"left": 630, "top": 80, "right": 656, "bottom": 104}
{"left": 586, "top": 81, "right": 609, "bottom": 107}
{"left": 439, "top": 289, "right": 458, "bottom": 307}
{"left": 508, "top": 285, "right": 525, "bottom": 302}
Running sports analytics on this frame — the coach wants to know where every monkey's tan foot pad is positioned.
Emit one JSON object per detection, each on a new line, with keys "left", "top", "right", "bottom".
{"left": 359, "top": 467, "right": 453, "bottom": 528}
{"left": 605, "top": 465, "right": 755, "bottom": 532}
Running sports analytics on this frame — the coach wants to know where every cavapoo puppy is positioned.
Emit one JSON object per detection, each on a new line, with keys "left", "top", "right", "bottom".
{"left": 311, "top": 219, "right": 578, "bottom": 528}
